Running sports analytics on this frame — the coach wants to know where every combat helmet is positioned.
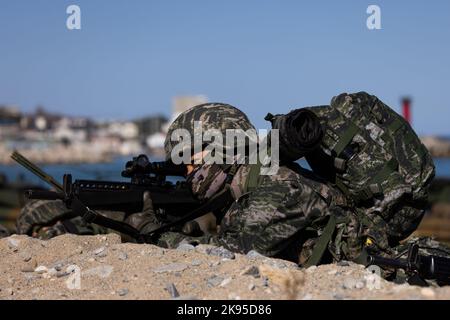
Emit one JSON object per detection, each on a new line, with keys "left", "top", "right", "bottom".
{"left": 164, "top": 103, "right": 256, "bottom": 162}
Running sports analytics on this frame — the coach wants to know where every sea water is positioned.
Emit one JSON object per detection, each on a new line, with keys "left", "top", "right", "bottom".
{"left": 1, "top": 157, "right": 449, "bottom": 188}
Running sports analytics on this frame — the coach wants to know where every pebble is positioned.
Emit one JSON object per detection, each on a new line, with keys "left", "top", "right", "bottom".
{"left": 166, "top": 283, "right": 180, "bottom": 298}
{"left": 337, "top": 261, "right": 350, "bottom": 267}
{"left": 83, "top": 265, "right": 114, "bottom": 278}
{"left": 22, "top": 275, "right": 36, "bottom": 283}
{"left": 48, "top": 268, "right": 58, "bottom": 277}
{"left": 20, "top": 252, "right": 32, "bottom": 262}
{"left": 54, "top": 263, "right": 64, "bottom": 271}
{"left": 228, "top": 294, "right": 241, "bottom": 300}
{"left": 118, "top": 288, "right": 129, "bottom": 297}
{"left": 420, "top": 288, "right": 436, "bottom": 298}
{"left": 219, "top": 277, "right": 232, "bottom": 287}
{"left": 56, "top": 271, "right": 70, "bottom": 278}
{"left": 248, "top": 283, "right": 256, "bottom": 291}
{"left": 177, "top": 243, "right": 195, "bottom": 252}
{"left": 93, "top": 247, "right": 107, "bottom": 257}
{"left": 342, "top": 278, "right": 357, "bottom": 289}
{"left": 355, "top": 281, "right": 365, "bottom": 289}
{"left": 246, "top": 250, "right": 265, "bottom": 259}
{"left": 6, "top": 288, "right": 14, "bottom": 296}
{"left": 153, "top": 263, "right": 188, "bottom": 273}
{"left": 73, "top": 247, "right": 83, "bottom": 255}
{"left": 194, "top": 244, "right": 215, "bottom": 254}
{"left": 7, "top": 238, "right": 20, "bottom": 250}
{"left": 206, "top": 247, "right": 235, "bottom": 260}
{"left": 207, "top": 275, "right": 224, "bottom": 287}
{"left": 327, "top": 269, "right": 338, "bottom": 275}
{"left": 302, "top": 294, "right": 313, "bottom": 300}
{"left": 118, "top": 252, "right": 128, "bottom": 261}
{"left": 21, "top": 259, "right": 37, "bottom": 273}
{"left": 34, "top": 266, "right": 48, "bottom": 274}
{"left": 262, "top": 259, "right": 290, "bottom": 270}
{"left": 240, "top": 266, "right": 260, "bottom": 278}
{"left": 191, "top": 259, "right": 202, "bottom": 266}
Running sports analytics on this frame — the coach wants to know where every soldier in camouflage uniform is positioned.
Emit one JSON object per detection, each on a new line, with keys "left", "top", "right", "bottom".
{"left": 15, "top": 101, "right": 450, "bottom": 278}
{"left": 121, "top": 103, "right": 360, "bottom": 264}
{"left": 15, "top": 103, "right": 358, "bottom": 265}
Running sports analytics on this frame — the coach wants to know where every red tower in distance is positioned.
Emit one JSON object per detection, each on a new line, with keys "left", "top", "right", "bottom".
{"left": 402, "top": 97, "right": 412, "bottom": 124}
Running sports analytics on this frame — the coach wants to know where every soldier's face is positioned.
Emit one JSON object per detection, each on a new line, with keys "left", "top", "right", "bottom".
{"left": 185, "top": 151, "right": 204, "bottom": 176}
{"left": 186, "top": 164, "right": 195, "bottom": 175}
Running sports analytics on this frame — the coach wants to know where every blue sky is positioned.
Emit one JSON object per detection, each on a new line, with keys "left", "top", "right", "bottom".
{"left": 1, "top": 0, "right": 449, "bottom": 135}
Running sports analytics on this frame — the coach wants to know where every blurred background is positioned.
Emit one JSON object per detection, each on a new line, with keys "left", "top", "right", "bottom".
{"left": 0, "top": 0, "right": 449, "bottom": 241}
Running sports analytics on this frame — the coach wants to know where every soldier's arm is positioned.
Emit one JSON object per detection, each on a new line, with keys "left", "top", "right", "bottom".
{"left": 155, "top": 178, "right": 313, "bottom": 258}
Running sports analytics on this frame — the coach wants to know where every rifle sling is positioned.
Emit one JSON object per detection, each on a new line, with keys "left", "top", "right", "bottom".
{"left": 71, "top": 198, "right": 142, "bottom": 240}
{"left": 304, "top": 214, "right": 336, "bottom": 267}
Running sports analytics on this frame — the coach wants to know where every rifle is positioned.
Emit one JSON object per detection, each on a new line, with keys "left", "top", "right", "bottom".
{"left": 10, "top": 151, "right": 210, "bottom": 242}
{"left": 366, "top": 243, "right": 450, "bottom": 286}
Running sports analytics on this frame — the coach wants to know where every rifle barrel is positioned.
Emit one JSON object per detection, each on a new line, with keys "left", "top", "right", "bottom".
{"left": 10, "top": 151, "right": 63, "bottom": 192}
{"left": 367, "top": 255, "right": 409, "bottom": 270}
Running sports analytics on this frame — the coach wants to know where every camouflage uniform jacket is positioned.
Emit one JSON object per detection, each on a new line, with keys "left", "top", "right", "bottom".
{"left": 156, "top": 163, "right": 355, "bottom": 264}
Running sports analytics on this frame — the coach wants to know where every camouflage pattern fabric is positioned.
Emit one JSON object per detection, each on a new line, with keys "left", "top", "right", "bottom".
{"left": 304, "top": 92, "right": 435, "bottom": 254}
{"left": 16, "top": 199, "right": 109, "bottom": 240}
{"left": 164, "top": 103, "right": 256, "bottom": 162}
{"left": 0, "top": 186, "right": 24, "bottom": 233}
{"left": 0, "top": 223, "right": 10, "bottom": 238}
{"left": 152, "top": 163, "right": 357, "bottom": 263}
{"left": 187, "top": 163, "right": 230, "bottom": 201}
{"left": 0, "top": 206, "right": 20, "bottom": 234}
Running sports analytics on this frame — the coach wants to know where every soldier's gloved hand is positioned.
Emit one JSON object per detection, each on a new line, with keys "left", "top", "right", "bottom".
{"left": 124, "top": 191, "right": 160, "bottom": 235}
{"left": 16, "top": 199, "right": 71, "bottom": 236}
{"left": 124, "top": 192, "right": 205, "bottom": 239}
{"left": 32, "top": 221, "right": 68, "bottom": 240}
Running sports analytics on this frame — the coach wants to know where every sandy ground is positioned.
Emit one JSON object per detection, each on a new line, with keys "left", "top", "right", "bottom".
{"left": 1, "top": 233, "right": 450, "bottom": 300}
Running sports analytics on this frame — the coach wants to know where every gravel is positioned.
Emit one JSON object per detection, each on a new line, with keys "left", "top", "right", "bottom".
{"left": 166, "top": 283, "right": 180, "bottom": 298}
{"left": 1, "top": 234, "right": 449, "bottom": 300}
{"left": 205, "top": 247, "right": 235, "bottom": 260}
{"left": 118, "top": 288, "right": 129, "bottom": 296}
{"left": 207, "top": 275, "right": 225, "bottom": 288}
{"left": 152, "top": 263, "right": 188, "bottom": 274}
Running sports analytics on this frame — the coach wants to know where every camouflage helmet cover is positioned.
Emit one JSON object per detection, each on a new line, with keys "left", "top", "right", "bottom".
{"left": 164, "top": 103, "right": 256, "bottom": 161}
